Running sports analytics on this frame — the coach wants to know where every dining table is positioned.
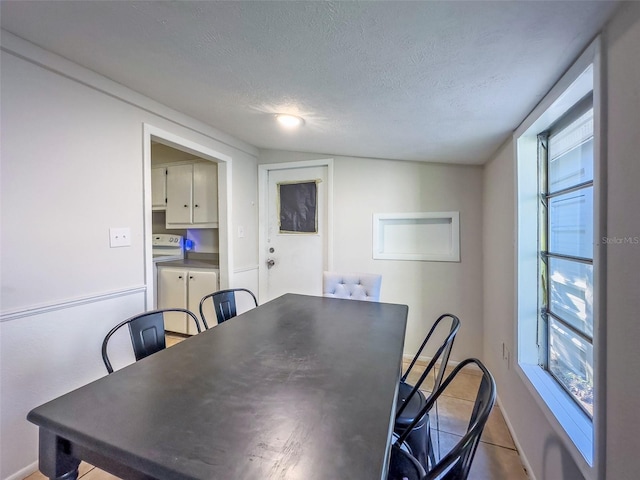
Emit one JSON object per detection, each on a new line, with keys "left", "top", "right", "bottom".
{"left": 27, "top": 293, "right": 408, "bottom": 480}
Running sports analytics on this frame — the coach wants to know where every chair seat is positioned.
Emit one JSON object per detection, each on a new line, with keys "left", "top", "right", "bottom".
{"left": 388, "top": 444, "right": 426, "bottom": 480}
{"left": 396, "top": 381, "right": 428, "bottom": 428}
{"left": 395, "top": 381, "right": 430, "bottom": 470}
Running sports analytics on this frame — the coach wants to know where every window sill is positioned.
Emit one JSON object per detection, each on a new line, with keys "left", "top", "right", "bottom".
{"left": 517, "top": 362, "right": 594, "bottom": 479}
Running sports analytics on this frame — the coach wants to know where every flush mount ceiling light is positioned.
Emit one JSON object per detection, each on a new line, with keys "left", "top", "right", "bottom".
{"left": 275, "top": 114, "right": 305, "bottom": 128}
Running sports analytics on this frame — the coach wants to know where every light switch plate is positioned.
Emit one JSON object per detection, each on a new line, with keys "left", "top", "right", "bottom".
{"left": 110, "top": 227, "right": 131, "bottom": 247}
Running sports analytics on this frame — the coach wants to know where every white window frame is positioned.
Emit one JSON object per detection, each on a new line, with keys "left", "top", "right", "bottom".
{"left": 514, "top": 37, "right": 605, "bottom": 480}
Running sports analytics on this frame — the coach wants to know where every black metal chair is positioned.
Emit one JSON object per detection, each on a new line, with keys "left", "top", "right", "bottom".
{"left": 395, "top": 313, "right": 461, "bottom": 469}
{"left": 388, "top": 358, "right": 497, "bottom": 480}
{"left": 199, "top": 288, "right": 258, "bottom": 327}
{"left": 101, "top": 308, "right": 202, "bottom": 374}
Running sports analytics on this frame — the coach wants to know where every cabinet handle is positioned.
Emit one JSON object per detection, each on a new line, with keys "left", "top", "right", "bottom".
{"left": 184, "top": 204, "right": 188, "bottom": 208}
{"left": 178, "top": 276, "right": 183, "bottom": 279}
{"left": 195, "top": 204, "right": 199, "bottom": 208}
{"left": 189, "top": 276, "right": 193, "bottom": 280}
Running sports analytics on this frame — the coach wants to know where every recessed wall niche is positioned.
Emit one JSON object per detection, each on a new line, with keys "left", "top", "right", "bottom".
{"left": 373, "top": 212, "right": 460, "bottom": 262}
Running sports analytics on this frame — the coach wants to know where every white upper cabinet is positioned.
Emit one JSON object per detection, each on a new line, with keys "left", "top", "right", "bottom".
{"left": 166, "top": 162, "right": 218, "bottom": 228}
{"left": 193, "top": 163, "right": 218, "bottom": 225}
{"left": 166, "top": 164, "right": 194, "bottom": 224}
{"left": 151, "top": 167, "right": 167, "bottom": 210}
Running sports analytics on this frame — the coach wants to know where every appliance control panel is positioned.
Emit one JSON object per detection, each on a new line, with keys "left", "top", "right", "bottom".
{"left": 152, "top": 234, "right": 183, "bottom": 247}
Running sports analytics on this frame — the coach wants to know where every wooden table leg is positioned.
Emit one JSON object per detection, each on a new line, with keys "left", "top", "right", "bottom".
{"left": 38, "top": 428, "right": 81, "bottom": 480}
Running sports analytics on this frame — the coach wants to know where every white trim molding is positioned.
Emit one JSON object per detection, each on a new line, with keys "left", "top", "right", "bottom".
{"left": 257, "top": 158, "right": 334, "bottom": 303}
{"left": 4, "top": 461, "right": 38, "bottom": 480}
{"left": 401, "top": 354, "right": 482, "bottom": 374}
{"left": 496, "top": 396, "right": 536, "bottom": 480}
{"left": 142, "top": 124, "right": 233, "bottom": 305}
{"left": 0, "top": 286, "right": 146, "bottom": 322}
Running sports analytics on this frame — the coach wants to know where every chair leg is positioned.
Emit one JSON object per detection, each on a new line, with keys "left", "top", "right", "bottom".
{"left": 426, "top": 422, "right": 436, "bottom": 469}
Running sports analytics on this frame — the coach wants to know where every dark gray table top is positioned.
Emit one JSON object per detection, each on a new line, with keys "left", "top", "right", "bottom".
{"left": 28, "top": 294, "right": 408, "bottom": 480}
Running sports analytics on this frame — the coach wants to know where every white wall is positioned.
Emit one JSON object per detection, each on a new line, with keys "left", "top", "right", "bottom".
{"left": 602, "top": 2, "right": 640, "bottom": 478}
{"left": 259, "top": 150, "right": 484, "bottom": 361}
{"left": 0, "top": 32, "right": 258, "bottom": 480}
{"left": 482, "top": 3, "right": 640, "bottom": 479}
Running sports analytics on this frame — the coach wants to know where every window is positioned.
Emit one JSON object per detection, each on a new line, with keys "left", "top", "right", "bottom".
{"left": 539, "top": 101, "right": 594, "bottom": 417}
{"left": 278, "top": 181, "right": 318, "bottom": 233}
{"left": 515, "top": 38, "right": 602, "bottom": 477}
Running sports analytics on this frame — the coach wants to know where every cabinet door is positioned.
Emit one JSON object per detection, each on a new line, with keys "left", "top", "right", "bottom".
{"left": 151, "top": 167, "right": 167, "bottom": 209}
{"left": 187, "top": 269, "right": 218, "bottom": 333}
{"left": 193, "top": 162, "right": 218, "bottom": 224}
{"left": 158, "top": 267, "right": 188, "bottom": 334}
{"left": 166, "top": 164, "right": 193, "bottom": 224}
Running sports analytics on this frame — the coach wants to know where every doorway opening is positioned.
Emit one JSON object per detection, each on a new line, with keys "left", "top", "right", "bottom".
{"left": 143, "top": 124, "right": 232, "bottom": 310}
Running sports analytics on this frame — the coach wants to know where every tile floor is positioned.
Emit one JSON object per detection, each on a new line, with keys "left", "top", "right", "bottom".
{"left": 25, "top": 339, "right": 528, "bottom": 480}
{"left": 403, "top": 361, "right": 529, "bottom": 479}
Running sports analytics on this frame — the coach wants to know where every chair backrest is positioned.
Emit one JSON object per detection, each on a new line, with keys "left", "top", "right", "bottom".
{"left": 396, "top": 313, "right": 460, "bottom": 419}
{"left": 322, "top": 271, "right": 382, "bottom": 301}
{"left": 199, "top": 288, "right": 258, "bottom": 326}
{"left": 102, "top": 308, "right": 201, "bottom": 374}
{"left": 394, "top": 358, "right": 497, "bottom": 480}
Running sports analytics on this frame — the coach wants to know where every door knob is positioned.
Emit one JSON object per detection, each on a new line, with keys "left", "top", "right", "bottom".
{"left": 267, "top": 258, "right": 275, "bottom": 269}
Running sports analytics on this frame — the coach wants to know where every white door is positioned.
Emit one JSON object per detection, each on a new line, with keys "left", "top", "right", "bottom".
{"left": 264, "top": 164, "right": 329, "bottom": 301}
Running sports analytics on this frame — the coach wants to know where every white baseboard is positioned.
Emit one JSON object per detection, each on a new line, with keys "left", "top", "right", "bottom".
{"left": 496, "top": 396, "right": 535, "bottom": 480}
{"left": 5, "top": 461, "right": 38, "bottom": 480}
{"left": 402, "top": 354, "right": 483, "bottom": 374}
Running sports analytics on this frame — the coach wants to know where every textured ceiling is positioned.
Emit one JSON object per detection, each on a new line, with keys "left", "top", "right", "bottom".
{"left": 0, "top": 1, "right": 620, "bottom": 164}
